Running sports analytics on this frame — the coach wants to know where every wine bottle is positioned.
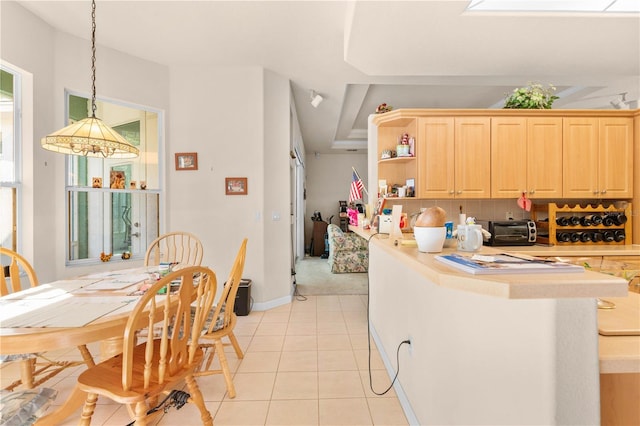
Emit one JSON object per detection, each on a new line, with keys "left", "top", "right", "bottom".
{"left": 579, "top": 216, "right": 592, "bottom": 226}
{"left": 556, "top": 217, "right": 569, "bottom": 226}
{"left": 569, "top": 232, "right": 580, "bottom": 243}
{"left": 568, "top": 216, "right": 581, "bottom": 226}
{"left": 612, "top": 213, "right": 628, "bottom": 226}
{"left": 614, "top": 230, "right": 626, "bottom": 242}
{"left": 602, "top": 215, "right": 615, "bottom": 226}
{"left": 583, "top": 214, "right": 603, "bottom": 226}
{"left": 591, "top": 232, "right": 604, "bottom": 243}
{"left": 579, "top": 232, "right": 592, "bottom": 242}
{"left": 603, "top": 231, "right": 615, "bottom": 242}
{"left": 556, "top": 232, "right": 570, "bottom": 243}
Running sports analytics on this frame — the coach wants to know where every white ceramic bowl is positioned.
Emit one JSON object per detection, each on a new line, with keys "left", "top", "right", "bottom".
{"left": 413, "top": 226, "right": 446, "bottom": 253}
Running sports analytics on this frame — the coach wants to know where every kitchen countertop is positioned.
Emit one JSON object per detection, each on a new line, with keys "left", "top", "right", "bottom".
{"left": 598, "top": 291, "right": 640, "bottom": 374}
{"left": 350, "top": 226, "right": 628, "bottom": 299}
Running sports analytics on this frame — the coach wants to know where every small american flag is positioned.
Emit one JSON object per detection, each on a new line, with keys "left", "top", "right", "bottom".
{"left": 349, "top": 171, "right": 363, "bottom": 203}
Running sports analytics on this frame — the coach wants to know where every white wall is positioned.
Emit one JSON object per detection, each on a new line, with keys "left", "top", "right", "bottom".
{"left": 1, "top": 1, "right": 55, "bottom": 279}
{"left": 263, "top": 69, "right": 294, "bottom": 304}
{"left": 2, "top": 3, "right": 296, "bottom": 308}
{"left": 304, "top": 153, "right": 367, "bottom": 250}
{"left": 167, "top": 65, "right": 293, "bottom": 308}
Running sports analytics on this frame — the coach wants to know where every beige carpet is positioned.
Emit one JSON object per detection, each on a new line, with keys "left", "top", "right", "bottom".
{"left": 293, "top": 256, "right": 368, "bottom": 295}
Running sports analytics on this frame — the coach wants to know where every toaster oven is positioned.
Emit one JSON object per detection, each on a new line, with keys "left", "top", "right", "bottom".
{"left": 477, "top": 220, "right": 536, "bottom": 246}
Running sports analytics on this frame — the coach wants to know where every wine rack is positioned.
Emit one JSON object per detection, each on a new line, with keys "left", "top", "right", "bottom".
{"left": 532, "top": 202, "right": 632, "bottom": 246}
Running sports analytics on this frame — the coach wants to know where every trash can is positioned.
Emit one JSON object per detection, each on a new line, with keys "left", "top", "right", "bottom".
{"left": 234, "top": 279, "right": 252, "bottom": 316}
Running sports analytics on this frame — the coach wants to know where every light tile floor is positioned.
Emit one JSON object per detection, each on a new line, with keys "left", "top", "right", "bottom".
{"left": 1, "top": 294, "right": 409, "bottom": 425}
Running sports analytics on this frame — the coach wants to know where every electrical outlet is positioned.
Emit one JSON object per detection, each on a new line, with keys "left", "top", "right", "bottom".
{"left": 505, "top": 211, "right": 514, "bottom": 220}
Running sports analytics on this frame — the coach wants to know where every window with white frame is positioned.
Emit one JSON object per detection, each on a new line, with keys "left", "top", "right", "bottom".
{"left": 0, "top": 66, "right": 19, "bottom": 250}
{"left": 65, "top": 93, "right": 162, "bottom": 264}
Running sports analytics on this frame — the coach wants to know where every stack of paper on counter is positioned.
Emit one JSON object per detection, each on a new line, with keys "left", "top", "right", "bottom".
{"left": 435, "top": 253, "right": 585, "bottom": 275}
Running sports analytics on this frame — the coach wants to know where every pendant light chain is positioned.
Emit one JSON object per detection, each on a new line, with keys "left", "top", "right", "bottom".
{"left": 40, "top": 0, "right": 139, "bottom": 158}
{"left": 90, "top": 0, "right": 97, "bottom": 118}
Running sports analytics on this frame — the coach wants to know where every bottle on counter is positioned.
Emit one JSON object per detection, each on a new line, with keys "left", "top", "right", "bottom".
{"left": 556, "top": 232, "right": 571, "bottom": 243}
{"left": 603, "top": 230, "right": 615, "bottom": 242}
{"left": 556, "top": 216, "right": 570, "bottom": 226}
{"left": 569, "top": 232, "right": 581, "bottom": 243}
{"left": 591, "top": 231, "right": 604, "bottom": 243}
{"left": 614, "top": 230, "right": 626, "bottom": 242}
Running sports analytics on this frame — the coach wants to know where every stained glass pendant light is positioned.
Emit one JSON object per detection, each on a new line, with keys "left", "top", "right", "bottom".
{"left": 41, "top": 0, "right": 139, "bottom": 158}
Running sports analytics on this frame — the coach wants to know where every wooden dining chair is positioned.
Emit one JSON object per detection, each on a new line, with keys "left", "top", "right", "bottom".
{"left": 76, "top": 265, "right": 217, "bottom": 425}
{"left": 196, "top": 238, "right": 247, "bottom": 398}
{"left": 0, "top": 247, "right": 95, "bottom": 391}
{"left": 1, "top": 247, "right": 38, "bottom": 296}
{"left": 144, "top": 231, "right": 204, "bottom": 267}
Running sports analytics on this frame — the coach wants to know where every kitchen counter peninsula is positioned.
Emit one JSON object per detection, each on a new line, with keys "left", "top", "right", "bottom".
{"left": 353, "top": 226, "right": 629, "bottom": 425}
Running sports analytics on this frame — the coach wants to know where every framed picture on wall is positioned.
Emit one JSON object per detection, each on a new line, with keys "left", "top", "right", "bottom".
{"left": 175, "top": 152, "right": 198, "bottom": 170}
{"left": 225, "top": 177, "right": 248, "bottom": 195}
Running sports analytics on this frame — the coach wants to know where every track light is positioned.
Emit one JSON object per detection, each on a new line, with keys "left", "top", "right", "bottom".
{"left": 310, "top": 90, "right": 323, "bottom": 108}
{"left": 610, "top": 92, "right": 630, "bottom": 109}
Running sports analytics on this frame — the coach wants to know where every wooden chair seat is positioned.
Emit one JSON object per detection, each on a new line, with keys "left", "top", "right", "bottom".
{"left": 78, "top": 341, "right": 204, "bottom": 404}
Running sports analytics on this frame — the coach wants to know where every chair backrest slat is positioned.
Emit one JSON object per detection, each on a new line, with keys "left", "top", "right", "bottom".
{"left": 122, "top": 266, "right": 216, "bottom": 392}
{"left": 144, "top": 231, "right": 204, "bottom": 267}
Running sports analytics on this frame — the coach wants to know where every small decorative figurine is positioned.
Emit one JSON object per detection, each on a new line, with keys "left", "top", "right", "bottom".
{"left": 110, "top": 171, "right": 125, "bottom": 189}
{"left": 100, "top": 252, "right": 113, "bottom": 262}
{"left": 121, "top": 252, "right": 131, "bottom": 260}
{"left": 92, "top": 177, "right": 102, "bottom": 188}
{"left": 375, "top": 103, "right": 392, "bottom": 114}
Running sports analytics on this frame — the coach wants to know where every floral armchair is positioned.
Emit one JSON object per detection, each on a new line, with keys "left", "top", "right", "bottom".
{"left": 327, "top": 224, "right": 368, "bottom": 273}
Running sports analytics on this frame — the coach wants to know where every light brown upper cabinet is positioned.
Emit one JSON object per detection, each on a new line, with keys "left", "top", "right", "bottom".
{"left": 417, "top": 117, "right": 491, "bottom": 199}
{"left": 491, "top": 117, "right": 563, "bottom": 199}
{"left": 563, "top": 117, "right": 633, "bottom": 198}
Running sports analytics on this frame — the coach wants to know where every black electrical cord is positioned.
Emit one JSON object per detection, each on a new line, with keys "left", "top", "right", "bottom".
{"left": 291, "top": 268, "right": 308, "bottom": 301}
{"left": 364, "top": 230, "right": 411, "bottom": 396}
{"left": 125, "top": 390, "right": 190, "bottom": 426}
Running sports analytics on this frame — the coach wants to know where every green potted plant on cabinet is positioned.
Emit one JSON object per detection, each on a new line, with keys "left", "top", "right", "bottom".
{"left": 504, "top": 82, "right": 559, "bottom": 109}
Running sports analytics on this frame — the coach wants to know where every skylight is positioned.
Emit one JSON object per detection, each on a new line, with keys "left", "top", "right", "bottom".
{"left": 467, "top": 0, "right": 640, "bottom": 13}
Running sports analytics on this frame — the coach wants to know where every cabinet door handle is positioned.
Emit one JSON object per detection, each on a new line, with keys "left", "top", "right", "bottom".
{"left": 456, "top": 190, "right": 462, "bottom": 194}
{"left": 593, "top": 190, "right": 599, "bottom": 195}
{"left": 601, "top": 189, "right": 607, "bottom": 194}
{"left": 449, "top": 190, "right": 455, "bottom": 195}
{"left": 529, "top": 190, "right": 535, "bottom": 194}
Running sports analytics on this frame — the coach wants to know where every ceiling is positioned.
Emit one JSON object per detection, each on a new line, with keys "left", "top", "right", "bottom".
{"left": 12, "top": 0, "right": 640, "bottom": 155}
